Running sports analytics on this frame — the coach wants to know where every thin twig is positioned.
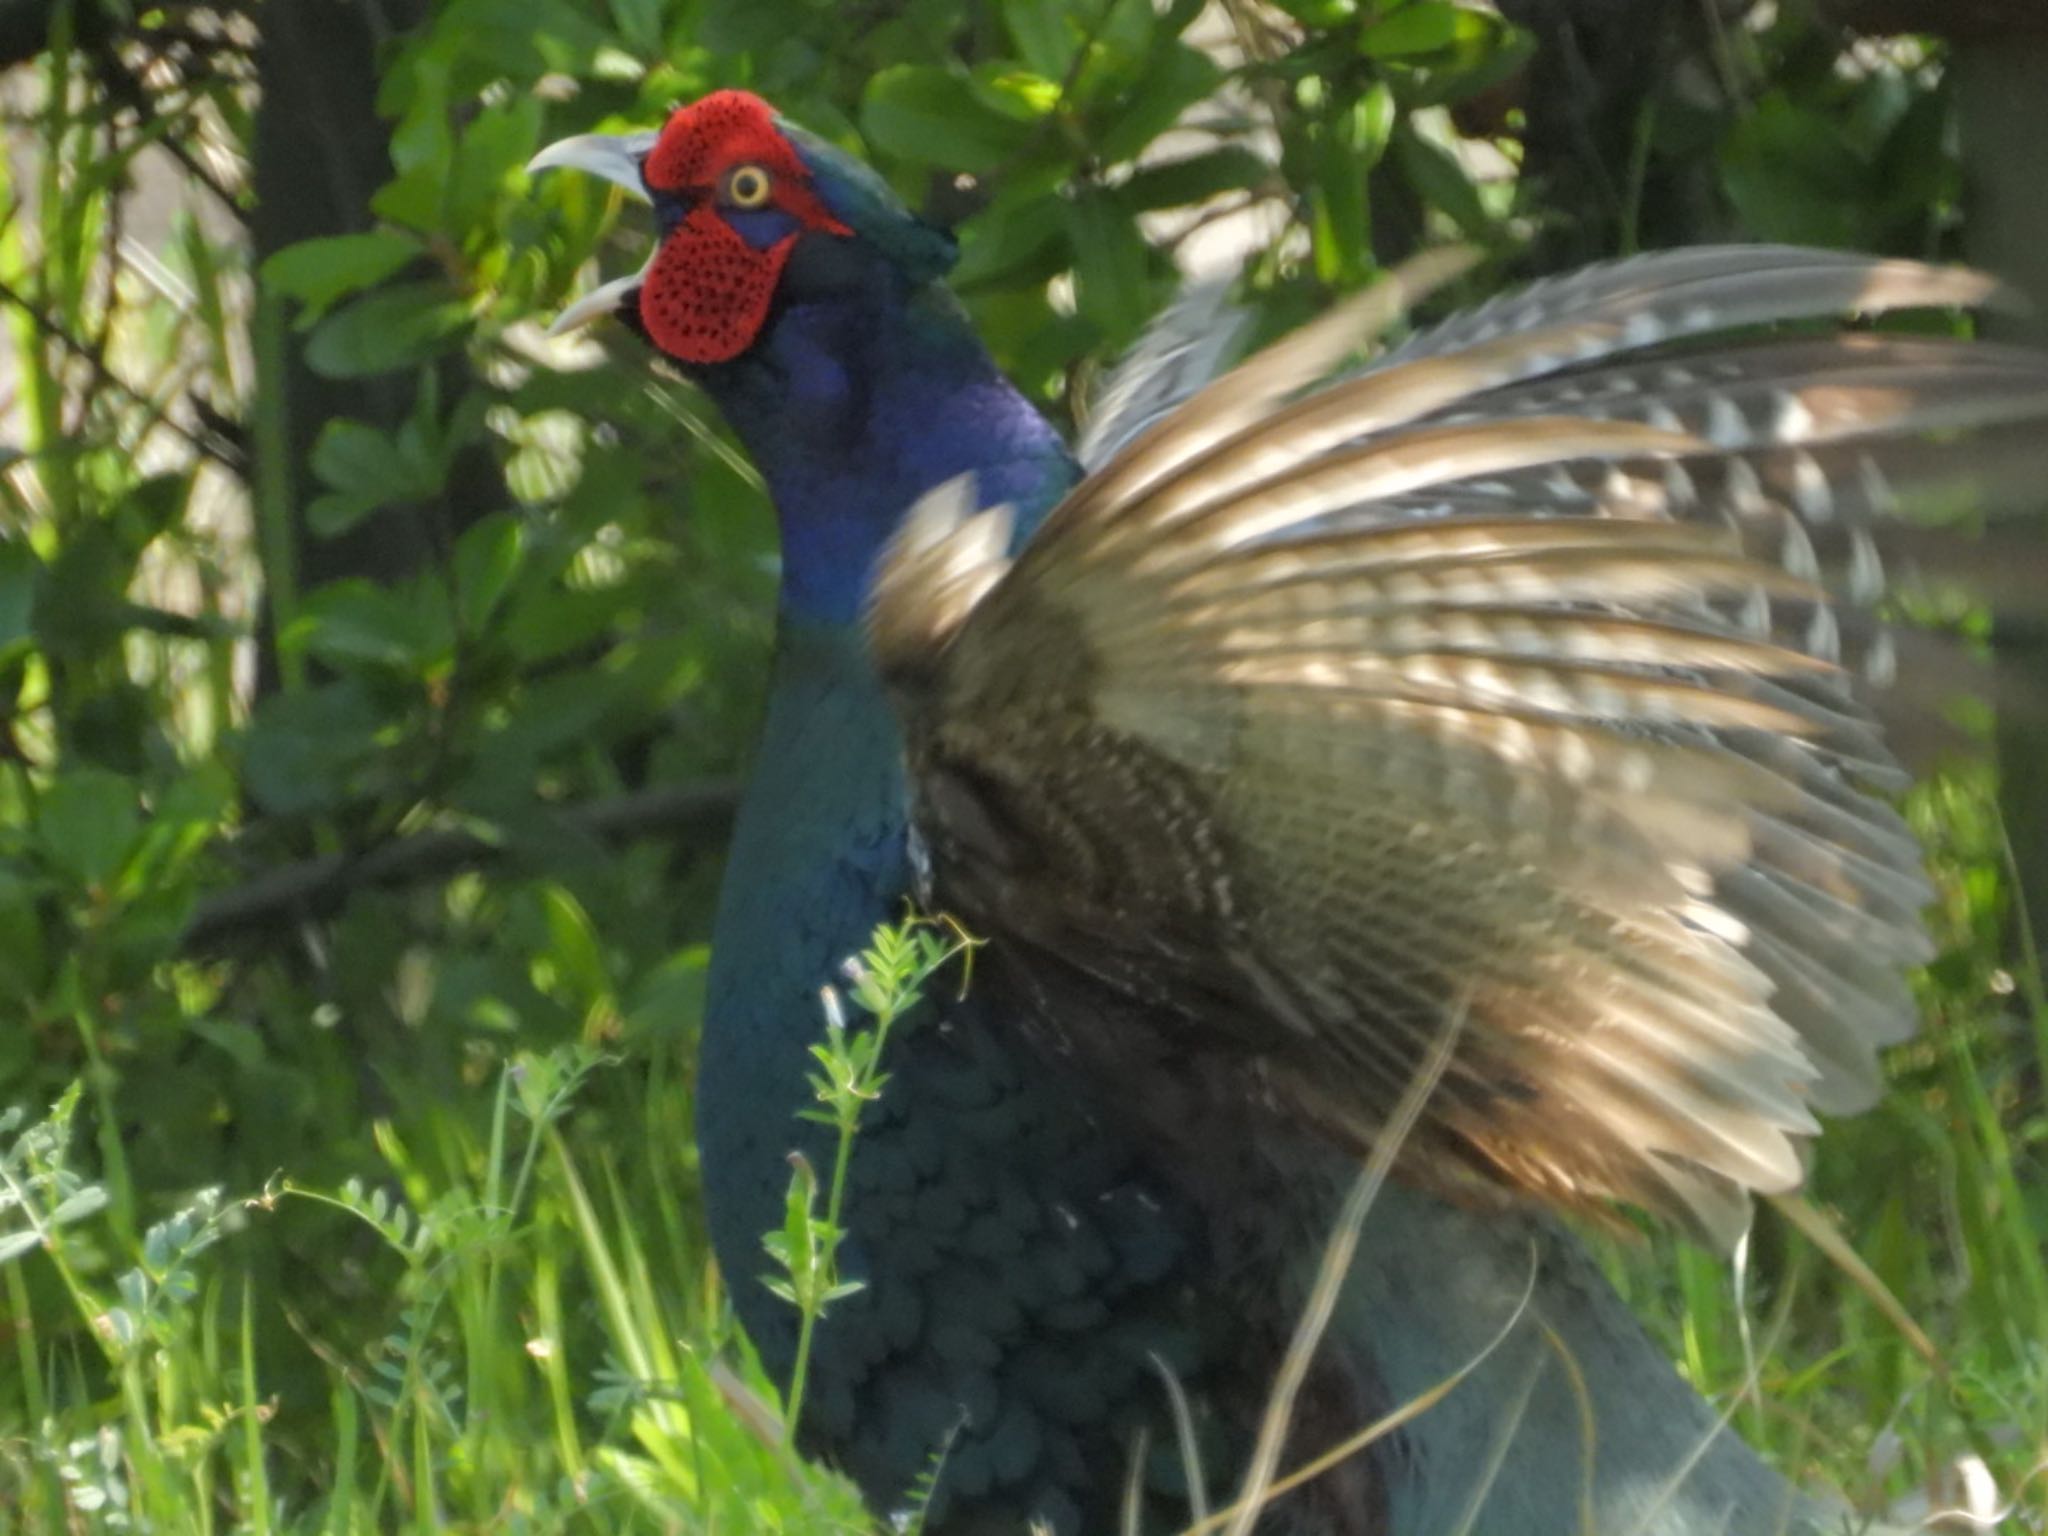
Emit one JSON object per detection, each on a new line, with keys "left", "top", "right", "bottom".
{"left": 91, "top": 44, "right": 248, "bottom": 215}
{"left": 0, "top": 274, "right": 246, "bottom": 472}
{"left": 1181, "top": 1241, "right": 1539, "bottom": 1536}
{"left": 1221, "top": 990, "right": 1469, "bottom": 1536}
{"left": 182, "top": 780, "right": 740, "bottom": 950}
{"left": 1443, "top": 1339, "right": 1547, "bottom": 1536}
{"left": 1149, "top": 1350, "right": 1209, "bottom": 1526}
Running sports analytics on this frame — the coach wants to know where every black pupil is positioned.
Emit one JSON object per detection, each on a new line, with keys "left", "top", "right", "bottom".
{"left": 734, "top": 170, "right": 764, "bottom": 202}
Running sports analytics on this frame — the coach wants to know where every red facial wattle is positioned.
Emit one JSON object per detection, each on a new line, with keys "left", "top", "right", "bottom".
{"left": 640, "top": 211, "right": 795, "bottom": 363}
{"left": 636, "top": 90, "right": 851, "bottom": 365}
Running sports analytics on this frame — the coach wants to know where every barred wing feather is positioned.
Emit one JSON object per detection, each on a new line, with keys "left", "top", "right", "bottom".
{"left": 1077, "top": 278, "right": 1251, "bottom": 471}
{"left": 867, "top": 246, "right": 2048, "bottom": 1247}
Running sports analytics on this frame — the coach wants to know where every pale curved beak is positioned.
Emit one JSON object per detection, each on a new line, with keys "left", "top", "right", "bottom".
{"left": 526, "top": 130, "right": 658, "bottom": 202}
{"left": 528, "top": 129, "right": 661, "bottom": 336}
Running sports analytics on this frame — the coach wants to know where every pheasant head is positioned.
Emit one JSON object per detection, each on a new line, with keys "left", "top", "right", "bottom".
{"left": 530, "top": 89, "right": 958, "bottom": 365}
{"left": 530, "top": 91, "right": 1068, "bottom": 623}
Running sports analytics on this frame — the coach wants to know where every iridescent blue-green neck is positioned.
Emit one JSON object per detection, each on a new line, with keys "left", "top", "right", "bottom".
{"left": 695, "top": 271, "right": 1076, "bottom": 623}
{"left": 692, "top": 261, "right": 1079, "bottom": 1425}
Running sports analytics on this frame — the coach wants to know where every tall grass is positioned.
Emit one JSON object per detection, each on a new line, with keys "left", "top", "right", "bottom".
{"left": 0, "top": 1042, "right": 878, "bottom": 1532}
{"left": 5, "top": 890, "right": 2044, "bottom": 1531}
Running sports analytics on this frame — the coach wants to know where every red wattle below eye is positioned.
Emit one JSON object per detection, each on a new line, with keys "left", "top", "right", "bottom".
{"left": 640, "top": 213, "right": 793, "bottom": 365}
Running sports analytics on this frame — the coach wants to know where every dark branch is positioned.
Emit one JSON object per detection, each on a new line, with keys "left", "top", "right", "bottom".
{"left": 183, "top": 781, "right": 742, "bottom": 952}
{"left": 0, "top": 0, "right": 116, "bottom": 70}
{"left": 0, "top": 0, "right": 256, "bottom": 71}
{"left": 1821, "top": 0, "right": 2048, "bottom": 39}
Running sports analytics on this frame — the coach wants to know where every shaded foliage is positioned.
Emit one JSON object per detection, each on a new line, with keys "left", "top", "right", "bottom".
{"left": 0, "top": 0, "right": 2038, "bottom": 1530}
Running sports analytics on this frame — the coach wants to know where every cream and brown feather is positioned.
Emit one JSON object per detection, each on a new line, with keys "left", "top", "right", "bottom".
{"left": 866, "top": 245, "right": 2048, "bottom": 1248}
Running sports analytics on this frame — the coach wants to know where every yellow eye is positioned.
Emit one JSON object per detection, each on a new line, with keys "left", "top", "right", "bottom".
{"left": 723, "top": 164, "right": 774, "bottom": 209}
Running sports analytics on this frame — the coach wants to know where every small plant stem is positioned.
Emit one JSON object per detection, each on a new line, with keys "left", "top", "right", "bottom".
{"left": 533, "top": 1251, "right": 586, "bottom": 1483}
{"left": 326, "top": 1383, "right": 360, "bottom": 1536}
{"left": 242, "top": 1277, "right": 275, "bottom": 1536}
{"left": 0, "top": 1098, "right": 114, "bottom": 1351}
{"left": 250, "top": 289, "right": 306, "bottom": 696}
{"left": 778, "top": 919, "right": 977, "bottom": 1444}
{"left": 65, "top": 968, "right": 139, "bottom": 1251}
{"left": 784, "top": 995, "right": 901, "bottom": 1440}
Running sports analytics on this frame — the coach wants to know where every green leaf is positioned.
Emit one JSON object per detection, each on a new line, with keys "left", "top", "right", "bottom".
{"left": 370, "top": 162, "right": 448, "bottom": 237}
{"left": 0, "top": 540, "right": 39, "bottom": 664}
{"left": 187, "top": 1017, "right": 267, "bottom": 1069}
{"left": 261, "top": 232, "right": 425, "bottom": 328}
{"left": 454, "top": 513, "right": 525, "bottom": 634}
{"left": 1096, "top": 44, "right": 1222, "bottom": 164}
{"left": 484, "top": 666, "right": 628, "bottom": 770}
{"left": 540, "top": 884, "right": 612, "bottom": 1012}
{"left": 1359, "top": 1, "right": 1464, "bottom": 57}
{"left": 1345, "top": 79, "right": 1398, "bottom": 166}
{"left": 699, "top": 0, "right": 805, "bottom": 54}
{"left": 1065, "top": 188, "right": 1152, "bottom": 347}
{"left": 428, "top": 0, "right": 611, "bottom": 82}
{"left": 622, "top": 946, "right": 709, "bottom": 1041}
{"left": 151, "top": 770, "right": 228, "bottom": 845}
{"left": 1370, "top": 6, "right": 1531, "bottom": 108}
{"left": 308, "top": 420, "right": 435, "bottom": 536}
{"left": 305, "top": 281, "right": 471, "bottom": 379}
{"left": 38, "top": 768, "right": 142, "bottom": 888}
{"left": 607, "top": 0, "right": 666, "bottom": 54}
{"left": 953, "top": 197, "right": 1070, "bottom": 290}
{"left": 383, "top": 41, "right": 454, "bottom": 172}
{"left": 289, "top": 579, "right": 450, "bottom": 674}
{"left": 1119, "top": 147, "right": 1268, "bottom": 211}
{"left": 862, "top": 66, "right": 1034, "bottom": 174}
{"left": 1270, "top": 0, "right": 1356, "bottom": 22}
{"left": 0, "top": 873, "right": 47, "bottom": 1001}
{"left": 500, "top": 581, "right": 631, "bottom": 666}
{"left": 1311, "top": 84, "right": 1393, "bottom": 284}
{"left": 1093, "top": 0, "right": 1164, "bottom": 59}
{"left": 1874, "top": 84, "right": 1957, "bottom": 226}
{"left": 240, "top": 683, "right": 381, "bottom": 816}
{"left": 112, "top": 477, "right": 193, "bottom": 570}
{"left": 1004, "top": 0, "right": 1078, "bottom": 77}
{"left": 1720, "top": 94, "right": 1873, "bottom": 248}
{"left": 1394, "top": 120, "right": 1492, "bottom": 241}
{"left": 969, "top": 64, "right": 1064, "bottom": 123}
{"left": 448, "top": 99, "right": 543, "bottom": 240}
{"left": 47, "top": 1187, "right": 109, "bottom": 1226}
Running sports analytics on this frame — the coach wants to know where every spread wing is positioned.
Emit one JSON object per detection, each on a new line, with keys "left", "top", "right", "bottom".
{"left": 868, "top": 245, "right": 2048, "bottom": 1247}
{"left": 1077, "top": 278, "right": 1251, "bottom": 470}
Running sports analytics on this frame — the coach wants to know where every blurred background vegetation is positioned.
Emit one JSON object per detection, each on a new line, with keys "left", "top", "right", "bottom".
{"left": 0, "top": 0, "right": 2042, "bottom": 1529}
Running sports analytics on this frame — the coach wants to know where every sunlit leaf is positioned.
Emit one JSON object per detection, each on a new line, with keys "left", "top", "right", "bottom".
{"left": 37, "top": 769, "right": 142, "bottom": 889}
{"left": 306, "top": 282, "right": 472, "bottom": 378}
{"left": 262, "top": 232, "right": 426, "bottom": 327}
{"left": 454, "top": 513, "right": 526, "bottom": 634}
{"left": 862, "top": 65, "right": 1034, "bottom": 173}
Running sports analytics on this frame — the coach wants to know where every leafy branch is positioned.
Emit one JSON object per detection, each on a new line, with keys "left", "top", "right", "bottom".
{"left": 766, "top": 916, "right": 981, "bottom": 1440}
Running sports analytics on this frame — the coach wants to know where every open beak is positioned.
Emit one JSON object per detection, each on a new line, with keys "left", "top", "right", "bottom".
{"left": 527, "top": 129, "right": 660, "bottom": 336}
{"left": 541, "top": 255, "right": 653, "bottom": 338}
